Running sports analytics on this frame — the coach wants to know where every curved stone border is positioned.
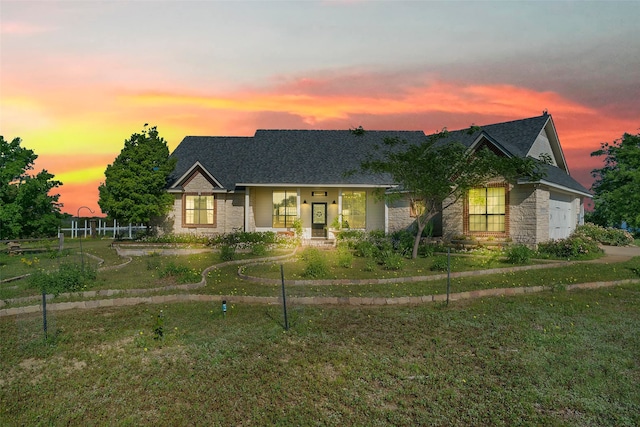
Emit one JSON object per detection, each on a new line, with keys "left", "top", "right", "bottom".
{"left": 2, "top": 279, "right": 638, "bottom": 317}
{"left": 0, "top": 249, "right": 299, "bottom": 309}
{"left": 113, "top": 245, "right": 213, "bottom": 257}
{"left": 238, "top": 260, "right": 571, "bottom": 286}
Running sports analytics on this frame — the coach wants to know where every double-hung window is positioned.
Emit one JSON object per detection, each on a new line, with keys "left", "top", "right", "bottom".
{"left": 468, "top": 187, "right": 506, "bottom": 232}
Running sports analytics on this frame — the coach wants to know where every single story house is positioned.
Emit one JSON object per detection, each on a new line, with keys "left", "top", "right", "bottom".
{"left": 165, "top": 113, "right": 591, "bottom": 246}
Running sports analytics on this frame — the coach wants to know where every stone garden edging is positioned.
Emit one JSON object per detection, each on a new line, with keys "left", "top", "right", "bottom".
{"left": 238, "top": 260, "right": 570, "bottom": 286}
{"left": 0, "top": 249, "right": 299, "bottom": 309}
{"left": 2, "top": 278, "right": 639, "bottom": 317}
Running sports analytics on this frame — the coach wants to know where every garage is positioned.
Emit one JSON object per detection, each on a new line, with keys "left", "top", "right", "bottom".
{"left": 549, "top": 192, "right": 574, "bottom": 239}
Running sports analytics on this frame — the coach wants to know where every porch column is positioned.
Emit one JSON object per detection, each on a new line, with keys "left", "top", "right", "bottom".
{"left": 338, "top": 189, "right": 343, "bottom": 223}
{"left": 384, "top": 199, "right": 389, "bottom": 234}
{"left": 296, "top": 188, "right": 301, "bottom": 218}
{"left": 244, "top": 188, "right": 250, "bottom": 231}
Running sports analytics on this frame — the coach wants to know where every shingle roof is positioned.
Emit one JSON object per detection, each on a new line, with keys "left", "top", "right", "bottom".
{"left": 168, "top": 136, "right": 253, "bottom": 190}
{"left": 438, "top": 114, "right": 551, "bottom": 157}
{"left": 537, "top": 163, "right": 592, "bottom": 196}
{"left": 168, "top": 130, "right": 426, "bottom": 189}
{"left": 168, "top": 114, "right": 590, "bottom": 196}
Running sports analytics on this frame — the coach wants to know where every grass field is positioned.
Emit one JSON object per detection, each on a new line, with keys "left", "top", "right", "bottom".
{"left": 1, "top": 284, "right": 639, "bottom": 426}
{"left": 1, "top": 239, "right": 640, "bottom": 425}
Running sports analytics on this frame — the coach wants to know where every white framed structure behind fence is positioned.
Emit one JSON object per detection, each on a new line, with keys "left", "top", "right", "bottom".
{"left": 60, "top": 219, "right": 145, "bottom": 239}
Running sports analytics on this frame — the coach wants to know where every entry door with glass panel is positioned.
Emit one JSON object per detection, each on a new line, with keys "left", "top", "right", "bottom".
{"left": 312, "top": 203, "right": 327, "bottom": 237}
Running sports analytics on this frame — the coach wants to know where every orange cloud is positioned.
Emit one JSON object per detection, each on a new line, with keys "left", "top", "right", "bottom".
{"left": 125, "top": 80, "right": 597, "bottom": 126}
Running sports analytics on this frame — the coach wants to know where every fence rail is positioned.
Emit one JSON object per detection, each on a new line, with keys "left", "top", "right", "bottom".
{"left": 59, "top": 220, "right": 146, "bottom": 239}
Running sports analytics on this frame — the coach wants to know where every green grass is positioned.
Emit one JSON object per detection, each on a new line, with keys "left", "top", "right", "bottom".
{"left": 243, "top": 250, "right": 523, "bottom": 281}
{"left": 1, "top": 285, "right": 639, "bottom": 426}
{"left": 0, "top": 240, "right": 292, "bottom": 303}
{"left": 198, "top": 256, "right": 640, "bottom": 299}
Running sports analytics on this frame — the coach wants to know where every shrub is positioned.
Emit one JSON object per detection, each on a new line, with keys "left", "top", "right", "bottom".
{"left": 390, "top": 230, "right": 415, "bottom": 256}
{"left": 137, "top": 233, "right": 210, "bottom": 245}
{"left": 336, "top": 247, "right": 353, "bottom": 269}
{"left": 354, "top": 240, "right": 377, "bottom": 258}
{"left": 209, "top": 231, "right": 281, "bottom": 248}
{"left": 537, "top": 235, "right": 603, "bottom": 259}
{"left": 160, "top": 262, "right": 201, "bottom": 283}
{"left": 418, "top": 244, "right": 436, "bottom": 258}
{"left": 367, "top": 230, "right": 393, "bottom": 254}
{"left": 153, "top": 310, "right": 165, "bottom": 341}
{"left": 363, "top": 259, "right": 377, "bottom": 272}
{"left": 219, "top": 244, "right": 236, "bottom": 261}
{"left": 29, "top": 263, "right": 96, "bottom": 295}
{"left": 430, "top": 256, "right": 449, "bottom": 272}
{"left": 336, "top": 229, "right": 365, "bottom": 241}
{"left": 301, "top": 248, "right": 329, "bottom": 279}
{"left": 505, "top": 244, "right": 533, "bottom": 264}
{"left": 574, "top": 223, "right": 634, "bottom": 246}
{"left": 381, "top": 251, "right": 404, "bottom": 271}
{"left": 250, "top": 243, "right": 268, "bottom": 256}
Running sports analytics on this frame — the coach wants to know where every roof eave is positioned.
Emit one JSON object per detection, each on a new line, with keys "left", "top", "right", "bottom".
{"left": 517, "top": 178, "right": 592, "bottom": 198}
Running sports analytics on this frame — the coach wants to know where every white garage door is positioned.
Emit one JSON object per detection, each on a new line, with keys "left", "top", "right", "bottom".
{"left": 549, "top": 192, "right": 573, "bottom": 240}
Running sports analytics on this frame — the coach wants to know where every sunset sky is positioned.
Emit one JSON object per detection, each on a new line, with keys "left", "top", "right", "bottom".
{"left": 2, "top": 1, "right": 639, "bottom": 216}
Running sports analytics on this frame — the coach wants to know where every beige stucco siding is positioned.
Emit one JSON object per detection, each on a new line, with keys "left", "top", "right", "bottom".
{"left": 365, "top": 190, "right": 385, "bottom": 231}
{"left": 253, "top": 187, "right": 274, "bottom": 229}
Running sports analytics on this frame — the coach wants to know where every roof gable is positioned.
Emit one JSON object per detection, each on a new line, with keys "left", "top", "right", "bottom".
{"left": 170, "top": 162, "right": 224, "bottom": 192}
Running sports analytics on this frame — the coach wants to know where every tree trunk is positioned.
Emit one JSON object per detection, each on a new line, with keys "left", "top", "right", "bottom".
{"left": 411, "top": 210, "right": 437, "bottom": 259}
{"left": 412, "top": 221, "right": 426, "bottom": 259}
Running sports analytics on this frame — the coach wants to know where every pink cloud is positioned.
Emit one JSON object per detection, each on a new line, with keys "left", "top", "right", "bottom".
{"left": 1, "top": 21, "right": 51, "bottom": 35}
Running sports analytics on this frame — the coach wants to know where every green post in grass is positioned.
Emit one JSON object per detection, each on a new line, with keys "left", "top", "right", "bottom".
{"left": 42, "top": 291, "right": 48, "bottom": 340}
{"left": 446, "top": 247, "right": 451, "bottom": 305}
{"left": 281, "top": 264, "right": 289, "bottom": 331}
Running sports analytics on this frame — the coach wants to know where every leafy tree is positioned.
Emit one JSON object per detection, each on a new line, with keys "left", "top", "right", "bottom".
{"left": 358, "top": 128, "right": 543, "bottom": 259}
{"left": 0, "top": 136, "right": 64, "bottom": 239}
{"left": 98, "top": 125, "right": 177, "bottom": 229}
{"left": 590, "top": 131, "right": 640, "bottom": 228}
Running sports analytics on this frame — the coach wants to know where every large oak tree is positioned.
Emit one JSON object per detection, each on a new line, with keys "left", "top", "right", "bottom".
{"left": 0, "top": 136, "right": 63, "bottom": 239}
{"left": 98, "top": 126, "right": 176, "bottom": 229}
{"left": 591, "top": 131, "right": 640, "bottom": 229}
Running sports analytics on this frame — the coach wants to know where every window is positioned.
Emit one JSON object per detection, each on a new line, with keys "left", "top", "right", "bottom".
{"left": 342, "top": 191, "right": 366, "bottom": 229}
{"left": 410, "top": 199, "right": 425, "bottom": 218}
{"left": 184, "top": 194, "right": 215, "bottom": 226}
{"left": 468, "top": 187, "right": 505, "bottom": 232}
{"left": 273, "top": 191, "right": 297, "bottom": 228}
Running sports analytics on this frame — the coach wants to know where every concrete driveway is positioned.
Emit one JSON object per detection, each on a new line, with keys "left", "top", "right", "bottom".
{"left": 596, "top": 245, "right": 640, "bottom": 263}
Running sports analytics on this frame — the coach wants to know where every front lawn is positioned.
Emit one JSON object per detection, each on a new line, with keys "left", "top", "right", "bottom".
{"left": 1, "top": 285, "right": 639, "bottom": 426}
{"left": 203, "top": 256, "right": 640, "bottom": 298}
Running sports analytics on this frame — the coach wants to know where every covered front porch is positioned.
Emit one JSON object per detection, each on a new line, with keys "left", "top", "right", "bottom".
{"left": 244, "top": 186, "right": 388, "bottom": 240}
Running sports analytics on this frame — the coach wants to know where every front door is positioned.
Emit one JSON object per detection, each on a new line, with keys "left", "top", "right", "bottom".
{"left": 312, "top": 203, "right": 327, "bottom": 238}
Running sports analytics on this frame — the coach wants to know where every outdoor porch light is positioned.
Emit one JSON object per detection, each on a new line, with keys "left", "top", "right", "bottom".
{"left": 332, "top": 200, "right": 336, "bottom": 204}
{"left": 303, "top": 200, "right": 307, "bottom": 204}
